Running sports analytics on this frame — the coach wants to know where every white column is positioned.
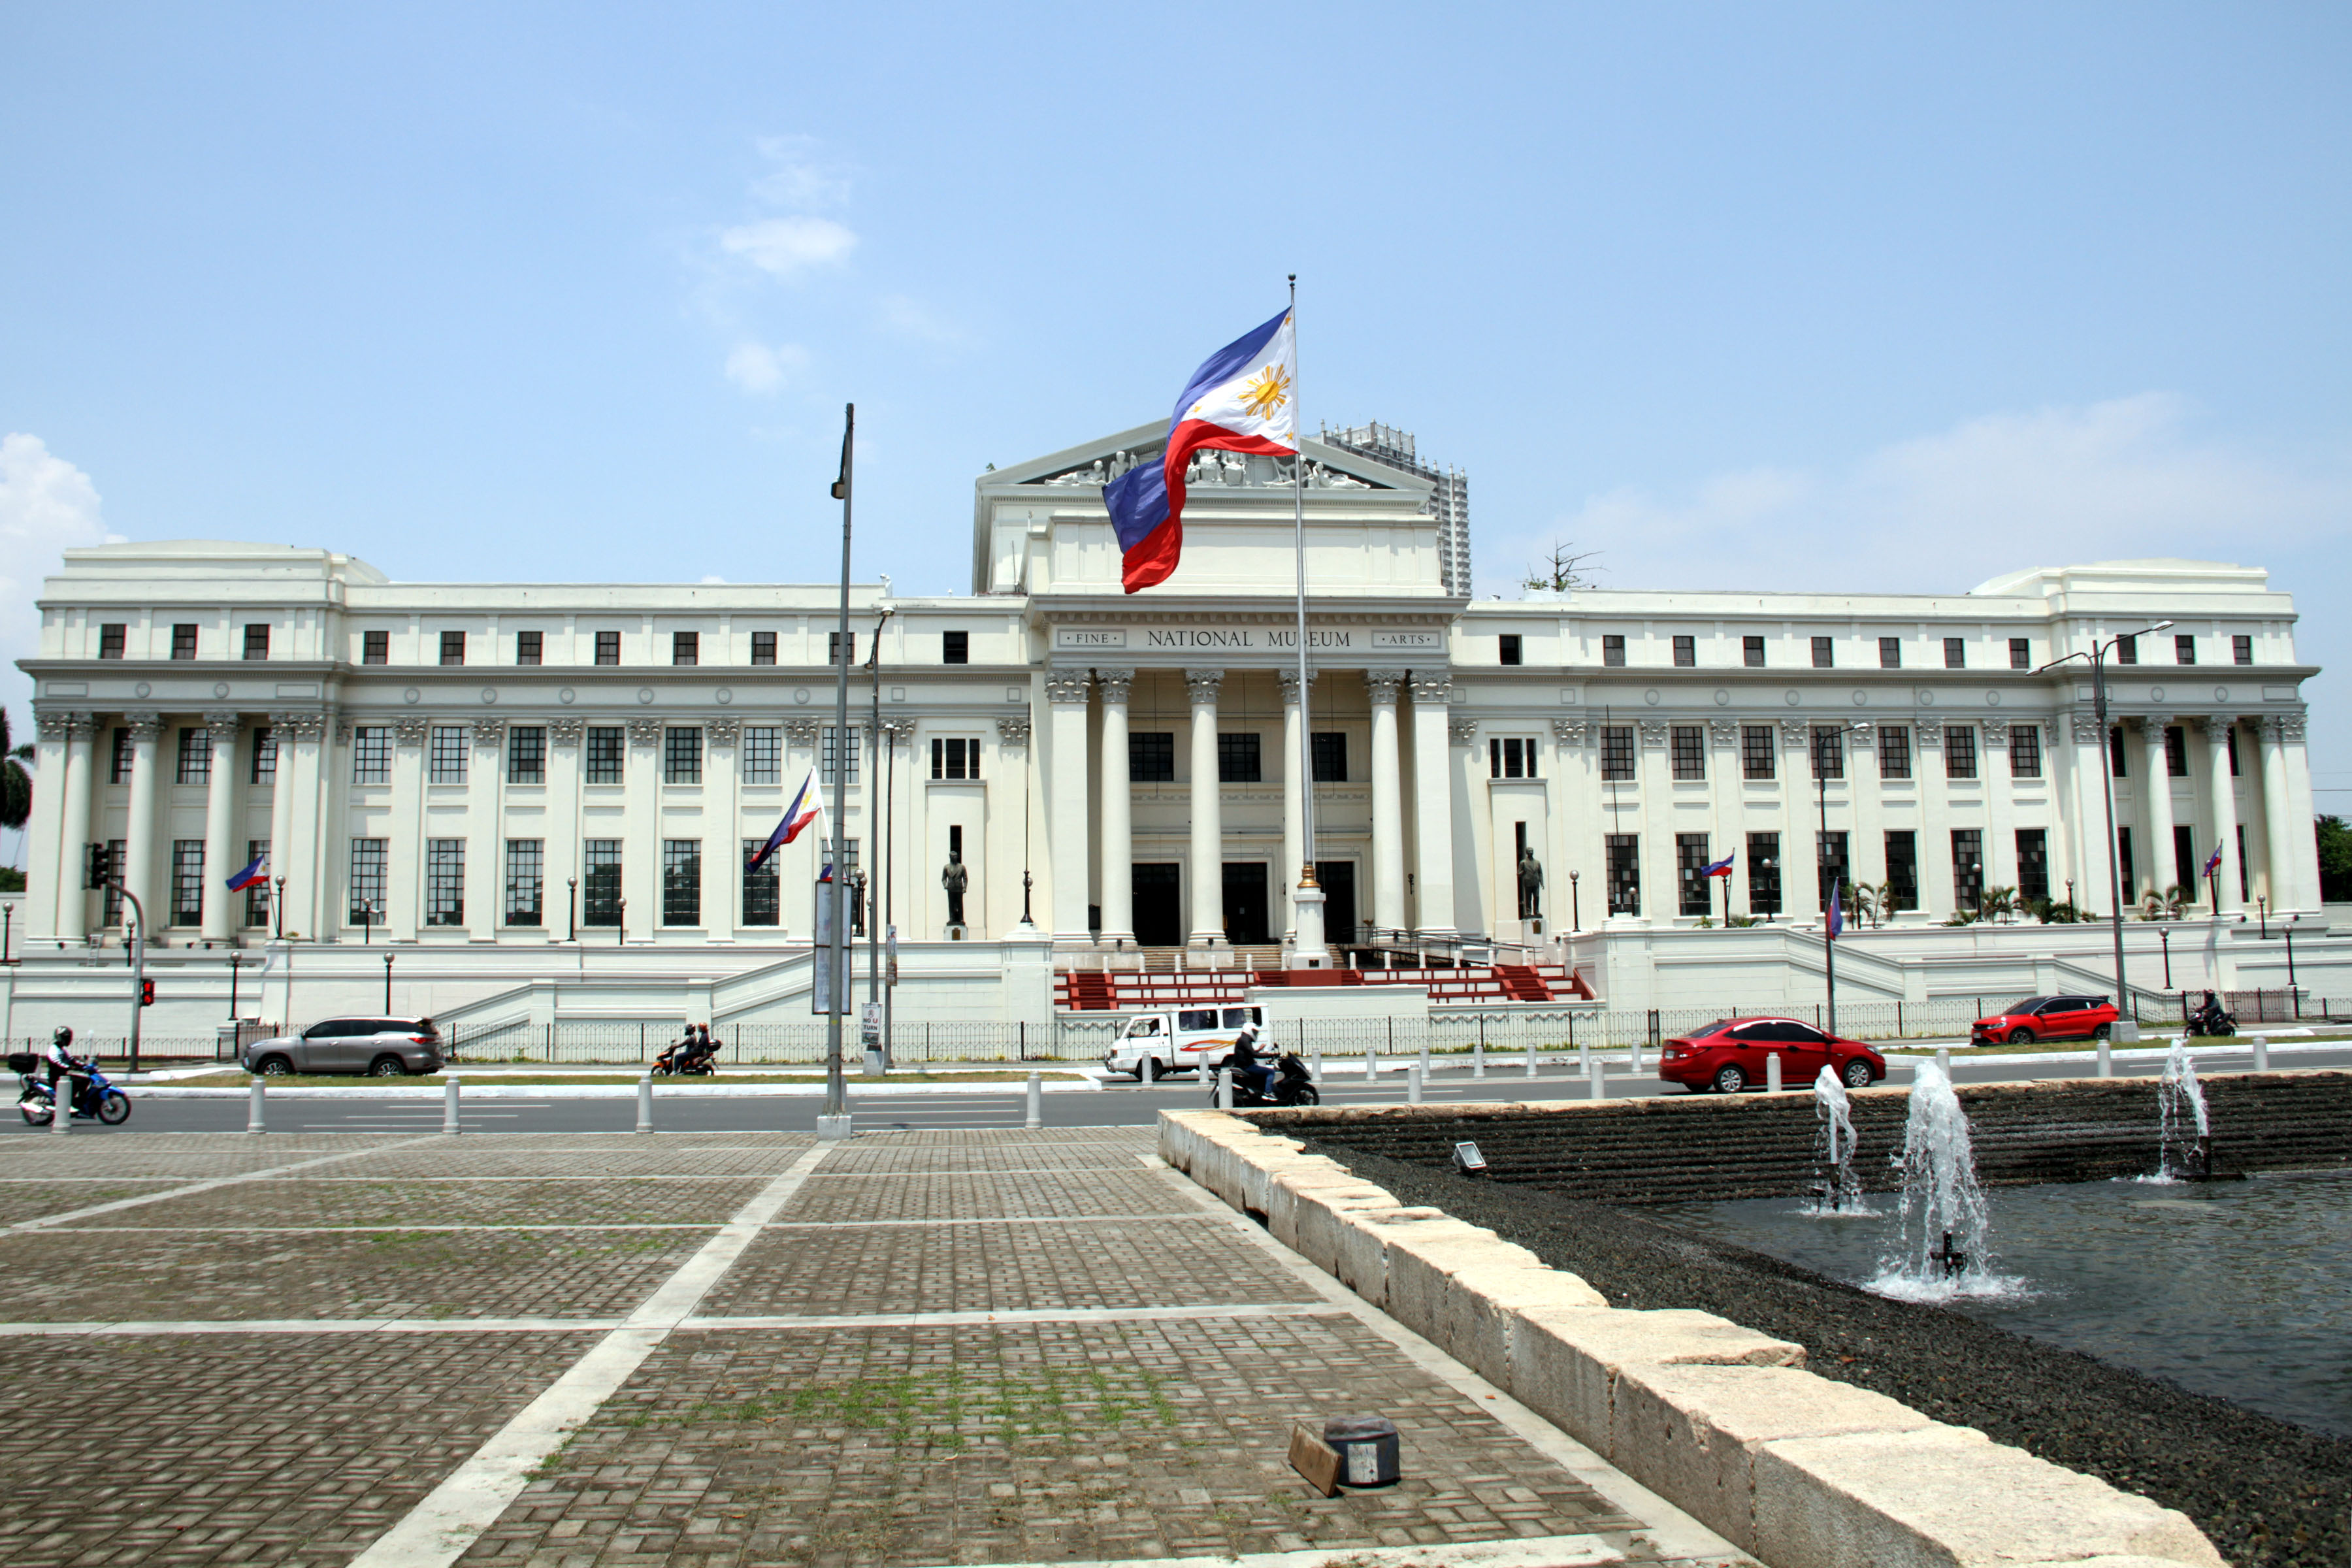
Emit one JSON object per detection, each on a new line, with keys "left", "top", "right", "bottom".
{"left": 2259, "top": 714, "right": 2293, "bottom": 909}
{"left": 1277, "top": 668, "right": 1310, "bottom": 941}
{"left": 1984, "top": 720, "right": 2017, "bottom": 906}
{"left": 2282, "top": 712, "right": 2321, "bottom": 911}
{"left": 1366, "top": 670, "right": 1407, "bottom": 936}
{"left": 266, "top": 715, "right": 297, "bottom": 938}
{"left": 1448, "top": 716, "right": 1486, "bottom": 935}
{"left": 2140, "top": 715, "right": 2177, "bottom": 899}
{"left": 2199, "top": 716, "right": 2240, "bottom": 914}
{"left": 547, "top": 718, "right": 583, "bottom": 941}
{"left": 199, "top": 711, "right": 242, "bottom": 941}
{"left": 1046, "top": 668, "right": 1094, "bottom": 947}
{"left": 708, "top": 718, "right": 741, "bottom": 938}
{"left": 279, "top": 712, "right": 328, "bottom": 941}
{"left": 25, "top": 711, "right": 71, "bottom": 941}
{"left": 1185, "top": 668, "right": 1224, "bottom": 947}
{"left": 389, "top": 716, "right": 426, "bottom": 940}
{"left": 1409, "top": 674, "right": 1456, "bottom": 937}
{"left": 468, "top": 718, "right": 503, "bottom": 942}
{"left": 627, "top": 717, "right": 663, "bottom": 942}
{"left": 47, "top": 713, "right": 94, "bottom": 943}
{"left": 1097, "top": 670, "right": 1135, "bottom": 947}
{"left": 118, "top": 712, "right": 163, "bottom": 939}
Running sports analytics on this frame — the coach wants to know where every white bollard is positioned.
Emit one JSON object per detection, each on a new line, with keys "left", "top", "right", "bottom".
{"left": 1365, "top": 1043, "right": 1377, "bottom": 1083}
{"left": 1407, "top": 1063, "right": 1423, "bottom": 1104}
{"left": 1767, "top": 1052, "right": 1783, "bottom": 1094}
{"left": 1473, "top": 1033, "right": 1486, "bottom": 1079}
{"left": 1578, "top": 1039, "right": 1590, "bottom": 1077}
{"left": 1587, "top": 1055, "right": 1605, "bottom": 1100}
{"left": 2252, "top": 1034, "right": 2269, "bottom": 1073}
{"left": 636, "top": 1073, "right": 653, "bottom": 1134}
{"left": 1418, "top": 1036, "right": 1430, "bottom": 1078}
{"left": 248, "top": 1075, "right": 266, "bottom": 1135}
{"left": 1309, "top": 1039, "right": 1322, "bottom": 1085}
{"left": 1025, "top": 1071, "right": 1042, "bottom": 1130}
{"left": 1525, "top": 1036, "right": 1537, "bottom": 1078}
{"left": 1632, "top": 1038, "right": 1644, "bottom": 1073}
{"left": 443, "top": 1075, "right": 461, "bottom": 1135}
{"left": 2097, "top": 1039, "right": 2113, "bottom": 1078}
{"left": 1140, "top": 1054, "right": 1158, "bottom": 1085}
{"left": 1217, "top": 1067, "right": 1233, "bottom": 1110}
{"left": 50, "top": 1073, "right": 69, "bottom": 1135}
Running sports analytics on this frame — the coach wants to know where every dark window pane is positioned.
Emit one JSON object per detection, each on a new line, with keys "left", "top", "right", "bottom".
{"left": 1741, "top": 725, "right": 1775, "bottom": 781}
{"left": 439, "top": 630, "right": 466, "bottom": 666}
{"left": 1310, "top": 732, "right": 1347, "bottom": 782}
{"left": 1746, "top": 832, "right": 1781, "bottom": 915}
{"left": 98, "top": 623, "right": 125, "bottom": 659}
{"left": 363, "top": 630, "right": 388, "bottom": 664}
{"left": 1601, "top": 634, "right": 1625, "bottom": 667}
{"left": 596, "top": 630, "right": 621, "bottom": 665}
{"left": 673, "top": 631, "right": 698, "bottom": 666}
{"left": 1672, "top": 635, "right": 1695, "bottom": 666}
{"left": 751, "top": 630, "right": 776, "bottom": 665}
{"left": 1606, "top": 834, "right": 1640, "bottom": 915}
{"left": 1498, "top": 634, "right": 1522, "bottom": 666}
{"left": 1742, "top": 636, "right": 1765, "bottom": 667}
{"left": 171, "top": 624, "right": 198, "bottom": 659}
{"left": 1878, "top": 636, "right": 1901, "bottom": 668}
{"left": 1810, "top": 636, "right": 1832, "bottom": 668}
{"left": 1217, "top": 732, "right": 1261, "bottom": 783}
{"left": 943, "top": 630, "right": 969, "bottom": 664}
{"left": 1130, "top": 732, "right": 1175, "bottom": 781}
{"left": 242, "top": 624, "right": 270, "bottom": 661}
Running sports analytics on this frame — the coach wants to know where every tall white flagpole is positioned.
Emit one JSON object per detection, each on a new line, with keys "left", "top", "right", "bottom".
{"left": 1289, "top": 274, "right": 1329, "bottom": 968}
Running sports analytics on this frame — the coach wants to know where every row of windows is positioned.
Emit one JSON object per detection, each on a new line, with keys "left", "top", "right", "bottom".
{"left": 139, "top": 838, "right": 276, "bottom": 927}
{"left": 1122, "top": 732, "right": 1352, "bottom": 784}
{"left": 1598, "top": 723, "right": 2046, "bottom": 783}
{"left": 108, "top": 727, "right": 278, "bottom": 786}
{"left": 98, "top": 624, "right": 272, "bottom": 661}
{"left": 2108, "top": 724, "right": 2243, "bottom": 779}
{"left": 345, "top": 725, "right": 868, "bottom": 787}
{"left": 1609, "top": 826, "right": 2053, "bottom": 918}
{"left": 352, "top": 629, "right": 973, "bottom": 668}
{"left": 343, "top": 835, "right": 862, "bottom": 930}
{"left": 1582, "top": 632, "right": 2257, "bottom": 670}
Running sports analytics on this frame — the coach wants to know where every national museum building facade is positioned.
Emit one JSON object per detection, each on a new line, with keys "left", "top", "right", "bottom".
{"left": 14, "top": 421, "right": 2325, "bottom": 966}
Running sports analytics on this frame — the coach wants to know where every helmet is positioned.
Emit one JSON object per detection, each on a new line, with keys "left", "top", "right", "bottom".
{"left": 51, "top": 1026, "right": 73, "bottom": 1048}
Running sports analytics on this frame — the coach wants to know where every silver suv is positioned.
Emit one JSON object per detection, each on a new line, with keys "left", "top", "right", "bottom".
{"left": 243, "top": 1017, "right": 444, "bottom": 1077}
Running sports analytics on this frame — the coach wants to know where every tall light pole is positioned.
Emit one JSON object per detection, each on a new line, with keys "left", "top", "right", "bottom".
{"left": 820, "top": 404, "right": 855, "bottom": 1136}
{"left": 2036, "top": 619, "right": 2173, "bottom": 1036}
{"left": 865, "top": 607, "right": 892, "bottom": 1070}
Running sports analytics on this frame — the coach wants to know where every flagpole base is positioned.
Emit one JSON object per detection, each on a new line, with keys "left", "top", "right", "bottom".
{"left": 1290, "top": 883, "right": 1330, "bottom": 970}
{"left": 816, "top": 1113, "right": 855, "bottom": 1140}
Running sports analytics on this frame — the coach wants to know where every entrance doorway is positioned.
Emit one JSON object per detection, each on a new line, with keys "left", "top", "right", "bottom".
{"left": 1315, "top": 860, "right": 1358, "bottom": 945}
{"left": 1131, "top": 864, "right": 1182, "bottom": 947}
{"left": 1222, "top": 862, "right": 1269, "bottom": 946}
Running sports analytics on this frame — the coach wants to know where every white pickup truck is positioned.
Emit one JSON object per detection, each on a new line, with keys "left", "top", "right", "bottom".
{"left": 1101, "top": 1005, "right": 1267, "bottom": 1081}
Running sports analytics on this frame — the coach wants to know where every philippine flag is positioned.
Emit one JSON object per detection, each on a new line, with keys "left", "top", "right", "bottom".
{"left": 1102, "top": 308, "right": 1298, "bottom": 593}
{"left": 224, "top": 850, "right": 269, "bottom": 892}
{"left": 1826, "top": 879, "right": 1844, "bottom": 940}
{"left": 2204, "top": 841, "right": 2225, "bottom": 879}
{"left": 1702, "top": 854, "right": 1736, "bottom": 878}
{"left": 747, "top": 768, "right": 824, "bottom": 873}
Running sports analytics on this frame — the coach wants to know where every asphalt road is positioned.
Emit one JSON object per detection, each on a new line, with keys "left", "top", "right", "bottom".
{"left": 13, "top": 1043, "right": 2345, "bottom": 1135}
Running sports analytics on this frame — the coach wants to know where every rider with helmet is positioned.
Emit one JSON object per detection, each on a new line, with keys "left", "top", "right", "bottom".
{"left": 1226, "top": 1019, "right": 1275, "bottom": 1100}
{"left": 44, "top": 1027, "right": 88, "bottom": 1117}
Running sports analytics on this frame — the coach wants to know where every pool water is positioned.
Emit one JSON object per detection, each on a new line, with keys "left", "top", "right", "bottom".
{"left": 1656, "top": 1168, "right": 2352, "bottom": 1437}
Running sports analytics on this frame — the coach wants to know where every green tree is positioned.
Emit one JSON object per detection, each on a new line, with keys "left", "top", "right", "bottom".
{"left": 0, "top": 710, "right": 29, "bottom": 834}
{"left": 2319, "top": 814, "right": 2352, "bottom": 903}
{"left": 1520, "top": 541, "right": 1604, "bottom": 594}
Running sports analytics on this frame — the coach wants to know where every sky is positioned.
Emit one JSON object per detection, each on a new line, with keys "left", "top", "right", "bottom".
{"left": 4, "top": 2, "right": 2351, "bottom": 866}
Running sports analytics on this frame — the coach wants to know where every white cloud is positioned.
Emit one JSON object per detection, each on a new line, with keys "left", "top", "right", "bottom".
{"left": 1482, "top": 394, "right": 2352, "bottom": 598}
{"left": 719, "top": 216, "right": 857, "bottom": 280}
{"left": 723, "top": 340, "right": 809, "bottom": 395}
{"left": 0, "top": 433, "right": 112, "bottom": 787}
{"left": 751, "top": 135, "right": 852, "bottom": 210}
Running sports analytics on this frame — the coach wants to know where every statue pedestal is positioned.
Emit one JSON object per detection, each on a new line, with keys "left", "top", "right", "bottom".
{"left": 943, "top": 923, "right": 968, "bottom": 941}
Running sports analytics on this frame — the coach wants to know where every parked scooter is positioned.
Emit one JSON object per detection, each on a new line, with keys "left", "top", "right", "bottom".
{"left": 11, "top": 1051, "right": 132, "bottom": 1126}
{"left": 1209, "top": 1050, "right": 1321, "bottom": 1107}
{"left": 651, "top": 1026, "right": 720, "bottom": 1077}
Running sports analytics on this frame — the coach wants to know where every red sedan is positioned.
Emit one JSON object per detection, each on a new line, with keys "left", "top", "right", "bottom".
{"left": 1970, "top": 994, "right": 2119, "bottom": 1046}
{"left": 1658, "top": 1017, "right": 1887, "bottom": 1094}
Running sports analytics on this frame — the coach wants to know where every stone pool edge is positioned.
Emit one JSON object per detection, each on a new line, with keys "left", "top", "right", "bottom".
{"left": 1158, "top": 1105, "right": 2226, "bottom": 1568}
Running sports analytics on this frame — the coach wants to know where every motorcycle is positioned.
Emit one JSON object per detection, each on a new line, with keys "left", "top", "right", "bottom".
{"left": 2186, "top": 1004, "right": 2237, "bottom": 1039}
{"left": 11, "top": 1052, "right": 133, "bottom": 1126}
{"left": 1207, "top": 1050, "right": 1321, "bottom": 1108}
{"left": 651, "top": 1037, "right": 719, "bottom": 1077}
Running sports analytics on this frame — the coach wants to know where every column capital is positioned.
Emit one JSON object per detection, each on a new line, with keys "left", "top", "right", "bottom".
{"left": 549, "top": 716, "right": 586, "bottom": 747}
{"left": 472, "top": 715, "right": 508, "bottom": 746}
{"left": 1778, "top": 716, "right": 1808, "bottom": 749}
{"left": 1637, "top": 719, "right": 1669, "bottom": 749}
{"left": 1707, "top": 718, "right": 1739, "bottom": 749}
{"left": 1846, "top": 718, "right": 1877, "bottom": 749}
{"left": 125, "top": 711, "right": 163, "bottom": 742}
{"left": 2141, "top": 712, "right": 2176, "bottom": 732}
{"left": 1183, "top": 668, "right": 1224, "bottom": 707}
{"left": 996, "top": 715, "right": 1032, "bottom": 751}
{"left": 1275, "top": 666, "right": 1316, "bottom": 706}
{"left": 706, "top": 716, "right": 742, "bottom": 748}
{"left": 1364, "top": 668, "right": 1407, "bottom": 706}
{"left": 1551, "top": 716, "right": 1588, "bottom": 747}
{"left": 1407, "top": 674, "right": 1451, "bottom": 705}
{"left": 2068, "top": 710, "right": 2103, "bottom": 744}
{"left": 876, "top": 717, "right": 917, "bottom": 741}
{"left": 391, "top": 714, "right": 430, "bottom": 747}
{"left": 1045, "top": 668, "right": 1093, "bottom": 706}
{"left": 2191, "top": 713, "right": 2233, "bottom": 738}
{"left": 1981, "top": 717, "right": 2010, "bottom": 748}
{"left": 272, "top": 710, "right": 331, "bottom": 743}
{"left": 35, "top": 706, "right": 92, "bottom": 741}
{"left": 202, "top": 710, "right": 242, "bottom": 735}
{"left": 626, "top": 717, "right": 664, "bottom": 748}
{"left": 1094, "top": 668, "right": 1135, "bottom": 704}
{"left": 1447, "top": 717, "right": 1478, "bottom": 746}
{"left": 2265, "top": 711, "right": 2307, "bottom": 742}
{"left": 784, "top": 719, "right": 820, "bottom": 748}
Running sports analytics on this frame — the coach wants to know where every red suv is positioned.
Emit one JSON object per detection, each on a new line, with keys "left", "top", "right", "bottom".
{"left": 1970, "top": 994, "right": 2119, "bottom": 1046}
{"left": 1658, "top": 1017, "right": 1886, "bottom": 1094}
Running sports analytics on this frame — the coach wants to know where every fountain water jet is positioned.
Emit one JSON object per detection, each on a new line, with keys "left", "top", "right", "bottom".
{"left": 1869, "top": 1060, "right": 2011, "bottom": 1299}
{"left": 2156, "top": 1037, "right": 2241, "bottom": 1181}
{"left": 1806, "top": 1064, "right": 1868, "bottom": 1215}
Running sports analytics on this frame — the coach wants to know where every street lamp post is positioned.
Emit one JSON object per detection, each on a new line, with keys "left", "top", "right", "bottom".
{"left": 2160, "top": 927, "right": 2172, "bottom": 990}
{"left": 2035, "top": 619, "right": 2174, "bottom": 1035}
{"left": 567, "top": 877, "right": 578, "bottom": 943}
{"left": 615, "top": 898, "right": 627, "bottom": 947}
{"left": 1568, "top": 870, "right": 1580, "bottom": 933}
{"left": 272, "top": 876, "right": 286, "bottom": 940}
{"left": 383, "top": 951, "right": 394, "bottom": 1013}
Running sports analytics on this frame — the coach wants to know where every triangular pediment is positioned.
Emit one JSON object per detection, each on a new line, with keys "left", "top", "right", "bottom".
{"left": 983, "top": 425, "right": 1414, "bottom": 495}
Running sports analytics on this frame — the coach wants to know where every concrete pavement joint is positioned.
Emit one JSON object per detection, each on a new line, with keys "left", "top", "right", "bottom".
{"left": 5, "top": 1134, "right": 448, "bottom": 1230}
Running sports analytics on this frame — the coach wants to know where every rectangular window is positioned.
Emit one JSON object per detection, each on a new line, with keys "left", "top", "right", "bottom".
{"left": 1677, "top": 834, "right": 1714, "bottom": 917}
{"left": 428, "top": 725, "right": 467, "bottom": 785}
{"left": 363, "top": 629, "right": 389, "bottom": 664}
{"left": 2236, "top": 824, "right": 2251, "bottom": 900}
{"left": 2108, "top": 725, "right": 2128, "bottom": 777}
{"left": 507, "top": 726, "right": 546, "bottom": 784}
{"left": 2174, "top": 634, "right": 2196, "bottom": 665}
{"left": 2009, "top": 637, "right": 2031, "bottom": 670}
{"left": 101, "top": 840, "right": 125, "bottom": 925}
{"left": 742, "top": 726, "right": 781, "bottom": 785}
{"left": 244, "top": 839, "right": 270, "bottom": 926}
{"left": 1746, "top": 831, "right": 1781, "bottom": 915}
{"left": 353, "top": 727, "right": 391, "bottom": 785}
{"left": 1601, "top": 634, "right": 1625, "bottom": 666}
{"left": 1742, "top": 635, "right": 1765, "bottom": 668}
{"left": 504, "top": 840, "right": 544, "bottom": 927}
{"left": 98, "top": 623, "right": 125, "bottom": 659}
{"left": 585, "top": 727, "right": 625, "bottom": 784}
{"left": 176, "top": 727, "right": 211, "bottom": 785}
{"left": 1945, "top": 726, "right": 1978, "bottom": 779}
{"left": 664, "top": 727, "right": 703, "bottom": 784}
{"left": 1810, "top": 725, "right": 1844, "bottom": 780}
{"left": 662, "top": 839, "right": 702, "bottom": 926}
{"left": 1217, "top": 732, "right": 1262, "bottom": 783}
{"left": 251, "top": 726, "right": 276, "bottom": 785}
{"left": 932, "top": 736, "right": 981, "bottom": 779}
{"left": 2227, "top": 725, "right": 2240, "bottom": 777}
{"left": 1311, "top": 732, "right": 1347, "bottom": 782}
{"left": 943, "top": 630, "right": 969, "bottom": 664}
{"left": 242, "top": 624, "right": 270, "bottom": 661}
{"left": 583, "top": 840, "right": 622, "bottom": 925}
{"left": 1672, "top": 634, "right": 1695, "bottom": 667}
{"left": 110, "top": 727, "right": 134, "bottom": 783}
{"left": 348, "top": 838, "right": 387, "bottom": 925}
{"left": 1670, "top": 725, "right": 1705, "bottom": 781}
{"left": 171, "top": 624, "right": 198, "bottom": 660}
{"left": 1601, "top": 725, "right": 1635, "bottom": 782}
{"left": 516, "top": 630, "right": 542, "bottom": 666}
{"left": 2016, "top": 828, "right": 2050, "bottom": 904}
{"left": 1740, "top": 725, "right": 1775, "bottom": 781}
{"left": 1811, "top": 636, "right": 1833, "bottom": 668}
{"left": 1880, "top": 725, "right": 1912, "bottom": 779}
{"left": 2117, "top": 826, "right": 2135, "bottom": 894}
{"left": 2010, "top": 724, "right": 2042, "bottom": 777}
{"left": 171, "top": 840, "right": 204, "bottom": 926}
{"left": 2115, "top": 634, "right": 2138, "bottom": 665}
{"left": 1130, "top": 732, "right": 1175, "bottom": 781}
{"left": 742, "top": 838, "right": 780, "bottom": 926}
{"left": 1885, "top": 830, "right": 1918, "bottom": 911}
{"left": 1816, "top": 830, "right": 1849, "bottom": 913}
{"left": 750, "top": 630, "right": 777, "bottom": 666}
{"left": 2164, "top": 725, "right": 2189, "bottom": 777}
{"left": 595, "top": 630, "right": 621, "bottom": 665}
{"left": 1605, "top": 832, "right": 1641, "bottom": 915}
{"left": 1499, "top": 634, "right": 1523, "bottom": 666}
{"left": 439, "top": 630, "right": 466, "bottom": 666}
{"left": 2232, "top": 634, "right": 2253, "bottom": 666}
{"left": 425, "top": 840, "right": 465, "bottom": 926}
{"left": 828, "top": 631, "right": 857, "bottom": 666}
{"left": 821, "top": 725, "right": 860, "bottom": 785}
{"left": 1952, "top": 828, "right": 1984, "bottom": 911}
{"left": 673, "top": 631, "right": 698, "bottom": 666}
{"left": 1943, "top": 637, "right": 1966, "bottom": 669}
{"left": 1878, "top": 636, "right": 1901, "bottom": 669}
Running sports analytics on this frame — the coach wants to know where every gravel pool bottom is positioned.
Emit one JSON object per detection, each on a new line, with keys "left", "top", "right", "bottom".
{"left": 1654, "top": 1168, "right": 2352, "bottom": 1439}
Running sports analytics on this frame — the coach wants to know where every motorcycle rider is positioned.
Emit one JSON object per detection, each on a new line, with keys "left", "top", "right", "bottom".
{"left": 43, "top": 1026, "right": 89, "bottom": 1117}
{"left": 1226, "top": 1021, "right": 1275, "bottom": 1100}
{"left": 2191, "top": 990, "right": 2231, "bottom": 1035}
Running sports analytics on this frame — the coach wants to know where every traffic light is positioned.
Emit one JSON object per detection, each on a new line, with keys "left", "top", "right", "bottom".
{"left": 84, "top": 843, "right": 112, "bottom": 890}
{"left": 139, "top": 979, "right": 155, "bottom": 1007}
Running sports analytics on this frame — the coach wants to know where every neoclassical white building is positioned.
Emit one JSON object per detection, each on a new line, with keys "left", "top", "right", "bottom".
{"left": 13, "top": 421, "right": 2326, "bottom": 983}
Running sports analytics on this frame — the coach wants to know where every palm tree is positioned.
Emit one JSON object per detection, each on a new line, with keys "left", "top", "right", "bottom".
{"left": 0, "top": 710, "right": 29, "bottom": 834}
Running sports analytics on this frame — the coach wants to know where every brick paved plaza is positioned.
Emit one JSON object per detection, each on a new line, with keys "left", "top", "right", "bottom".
{"left": 0, "top": 1128, "right": 1735, "bottom": 1568}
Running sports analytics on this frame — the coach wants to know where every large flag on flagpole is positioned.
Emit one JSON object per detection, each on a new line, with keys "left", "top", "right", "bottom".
{"left": 747, "top": 768, "right": 824, "bottom": 873}
{"left": 224, "top": 849, "right": 269, "bottom": 892}
{"left": 1102, "top": 308, "right": 1298, "bottom": 593}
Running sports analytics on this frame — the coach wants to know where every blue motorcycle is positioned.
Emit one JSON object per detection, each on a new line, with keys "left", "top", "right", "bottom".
{"left": 10, "top": 1052, "right": 132, "bottom": 1126}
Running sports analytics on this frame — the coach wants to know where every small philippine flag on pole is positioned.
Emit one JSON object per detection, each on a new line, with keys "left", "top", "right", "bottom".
{"left": 2203, "top": 841, "right": 2225, "bottom": 879}
{"left": 747, "top": 768, "right": 825, "bottom": 874}
{"left": 1102, "top": 308, "right": 1298, "bottom": 593}
{"left": 1702, "top": 854, "right": 1736, "bottom": 879}
{"left": 1826, "top": 877, "right": 1844, "bottom": 939}
{"left": 225, "top": 849, "right": 269, "bottom": 892}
